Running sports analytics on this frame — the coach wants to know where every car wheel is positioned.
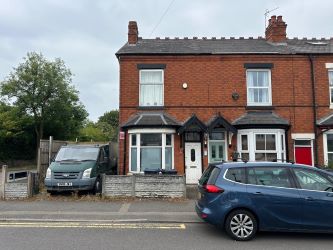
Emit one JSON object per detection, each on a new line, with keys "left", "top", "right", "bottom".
{"left": 225, "top": 209, "right": 257, "bottom": 241}
{"left": 93, "top": 177, "right": 102, "bottom": 194}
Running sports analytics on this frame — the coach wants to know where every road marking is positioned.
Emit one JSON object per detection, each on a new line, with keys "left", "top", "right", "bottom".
{"left": 0, "top": 222, "right": 186, "bottom": 230}
{"left": 118, "top": 203, "right": 131, "bottom": 213}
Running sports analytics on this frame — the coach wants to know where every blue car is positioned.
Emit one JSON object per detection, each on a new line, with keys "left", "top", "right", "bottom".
{"left": 195, "top": 162, "right": 333, "bottom": 241}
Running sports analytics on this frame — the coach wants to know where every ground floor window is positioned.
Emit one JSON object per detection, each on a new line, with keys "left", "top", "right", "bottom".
{"left": 129, "top": 129, "right": 174, "bottom": 172}
{"left": 208, "top": 131, "right": 227, "bottom": 163}
{"left": 324, "top": 131, "right": 333, "bottom": 167}
{"left": 237, "top": 129, "right": 285, "bottom": 162}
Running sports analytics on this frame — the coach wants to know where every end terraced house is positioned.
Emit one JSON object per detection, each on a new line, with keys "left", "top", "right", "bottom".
{"left": 116, "top": 15, "right": 333, "bottom": 184}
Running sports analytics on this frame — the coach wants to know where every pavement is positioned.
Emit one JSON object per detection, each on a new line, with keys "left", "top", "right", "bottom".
{"left": 0, "top": 198, "right": 202, "bottom": 223}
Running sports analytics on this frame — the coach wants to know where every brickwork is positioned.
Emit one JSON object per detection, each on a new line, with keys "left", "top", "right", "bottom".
{"left": 118, "top": 54, "right": 333, "bottom": 173}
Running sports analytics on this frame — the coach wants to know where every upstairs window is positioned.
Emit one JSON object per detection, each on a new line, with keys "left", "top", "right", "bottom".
{"left": 139, "top": 70, "right": 163, "bottom": 107}
{"left": 329, "top": 70, "right": 333, "bottom": 106}
{"left": 246, "top": 70, "right": 272, "bottom": 106}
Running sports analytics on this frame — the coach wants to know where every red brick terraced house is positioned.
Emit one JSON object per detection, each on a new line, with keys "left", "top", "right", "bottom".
{"left": 116, "top": 15, "right": 333, "bottom": 184}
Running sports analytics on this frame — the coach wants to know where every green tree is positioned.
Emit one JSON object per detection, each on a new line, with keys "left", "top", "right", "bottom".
{"left": 97, "top": 110, "right": 119, "bottom": 141}
{"left": 0, "top": 52, "right": 88, "bottom": 149}
{"left": 78, "top": 121, "right": 108, "bottom": 142}
{"left": 0, "top": 102, "right": 35, "bottom": 164}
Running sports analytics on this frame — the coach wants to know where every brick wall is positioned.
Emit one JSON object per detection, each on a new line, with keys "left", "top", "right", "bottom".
{"left": 118, "top": 54, "right": 333, "bottom": 172}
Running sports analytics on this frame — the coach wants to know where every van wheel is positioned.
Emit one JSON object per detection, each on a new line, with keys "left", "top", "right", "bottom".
{"left": 93, "top": 177, "right": 102, "bottom": 194}
{"left": 225, "top": 209, "right": 257, "bottom": 241}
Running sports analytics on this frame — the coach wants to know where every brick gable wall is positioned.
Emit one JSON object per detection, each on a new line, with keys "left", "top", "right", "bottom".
{"left": 118, "top": 54, "right": 333, "bottom": 174}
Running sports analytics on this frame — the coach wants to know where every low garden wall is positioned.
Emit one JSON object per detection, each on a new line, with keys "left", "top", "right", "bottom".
{"left": 103, "top": 174, "right": 186, "bottom": 198}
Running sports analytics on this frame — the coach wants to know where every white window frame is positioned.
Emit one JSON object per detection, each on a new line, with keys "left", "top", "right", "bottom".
{"left": 323, "top": 130, "right": 333, "bottom": 166}
{"left": 246, "top": 69, "right": 272, "bottom": 106}
{"left": 237, "top": 129, "right": 285, "bottom": 162}
{"left": 128, "top": 128, "right": 175, "bottom": 173}
{"left": 139, "top": 69, "right": 164, "bottom": 107}
{"left": 328, "top": 70, "right": 333, "bottom": 109}
{"left": 208, "top": 131, "right": 228, "bottom": 163}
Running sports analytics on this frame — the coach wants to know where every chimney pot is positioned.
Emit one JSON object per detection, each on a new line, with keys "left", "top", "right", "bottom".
{"left": 128, "top": 21, "right": 138, "bottom": 45}
{"left": 265, "top": 15, "right": 287, "bottom": 43}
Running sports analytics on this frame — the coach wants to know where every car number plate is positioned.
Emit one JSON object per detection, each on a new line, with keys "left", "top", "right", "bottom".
{"left": 57, "top": 182, "right": 72, "bottom": 187}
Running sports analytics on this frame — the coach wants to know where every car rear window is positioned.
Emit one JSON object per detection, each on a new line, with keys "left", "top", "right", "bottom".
{"left": 225, "top": 168, "right": 246, "bottom": 183}
{"left": 199, "top": 165, "right": 221, "bottom": 185}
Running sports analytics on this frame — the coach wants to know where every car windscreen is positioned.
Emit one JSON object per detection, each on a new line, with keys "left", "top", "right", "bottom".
{"left": 55, "top": 147, "right": 99, "bottom": 162}
{"left": 199, "top": 165, "right": 220, "bottom": 186}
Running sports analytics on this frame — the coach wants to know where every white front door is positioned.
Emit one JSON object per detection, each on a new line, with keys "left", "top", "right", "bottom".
{"left": 185, "top": 142, "right": 202, "bottom": 184}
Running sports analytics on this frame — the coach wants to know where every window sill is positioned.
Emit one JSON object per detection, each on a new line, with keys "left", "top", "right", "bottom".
{"left": 246, "top": 106, "right": 275, "bottom": 110}
{"left": 137, "top": 106, "right": 165, "bottom": 110}
{"left": 330, "top": 104, "right": 333, "bottom": 109}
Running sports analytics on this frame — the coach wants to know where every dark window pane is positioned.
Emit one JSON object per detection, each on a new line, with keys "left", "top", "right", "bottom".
{"left": 131, "top": 134, "right": 137, "bottom": 146}
{"left": 166, "top": 134, "right": 172, "bottom": 146}
{"left": 209, "top": 132, "right": 225, "bottom": 140}
{"left": 327, "top": 134, "right": 333, "bottom": 152}
{"left": 141, "top": 134, "right": 162, "bottom": 146}
{"left": 295, "top": 140, "right": 311, "bottom": 146}
{"left": 241, "top": 135, "right": 248, "bottom": 150}
{"left": 218, "top": 145, "right": 223, "bottom": 158}
{"left": 256, "top": 134, "right": 265, "bottom": 150}
{"left": 266, "top": 153, "right": 277, "bottom": 162}
{"left": 248, "top": 167, "right": 292, "bottom": 188}
{"left": 191, "top": 149, "right": 196, "bottom": 162}
{"left": 140, "top": 148, "right": 161, "bottom": 170}
{"left": 225, "top": 168, "right": 246, "bottom": 183}
{"left": 241, "top": 153, "right": 249, "bottom": 161}
{"left": 131, "top": 148, "right": 137, "bottom": 171}
{"left": 293, "top": 169, "right": 333, "bottom": 191}
{"left": 165, "top": 147, "right": 172, "bottom": 170}
{"left": 185, "top": 132, "right": 201, "bottom": 142}
{"left": 211, "top": 146, "right": 216, "bottom": 158}
{"left": 266, "top": 134, "right": 276, "bottom": 150}
{"left": 281, "top": 135, "right": 284, "bottom": 150}
{"left": 255, "top": 153, "right": 265, "bottom": 161}
{"left": 199, "top": 165, "right": 215, "bottom": 186}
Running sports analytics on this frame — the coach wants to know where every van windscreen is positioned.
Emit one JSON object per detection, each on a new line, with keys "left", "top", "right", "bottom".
{"left": 55, "top": 147, "right": 99, "bottom": 162}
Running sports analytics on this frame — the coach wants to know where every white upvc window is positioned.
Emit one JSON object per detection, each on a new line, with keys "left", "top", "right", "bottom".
{"left": 237, "top": 129, "right": 285, "bottom": 162}
{"left": 139, "top": 70, "right": 164, "bottom": 107}
{"left": 246, "top": 69, "right": 272, "bottom": 106}
{"left": 329, "top": 70, "right": 333, "bottom": 107}
{"left": 129, "top": 128, "right": 174, "bottom": 173}
{"left": 323, "top": 130, "right": 333, "bottom": 167}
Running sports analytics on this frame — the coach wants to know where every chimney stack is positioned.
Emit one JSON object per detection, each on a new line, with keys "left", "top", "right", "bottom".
{"left": 128, "top": 21, "right": 138, "bottom": 45}
{"left": 265, "top": 15, "right": 287, "bottom": 43}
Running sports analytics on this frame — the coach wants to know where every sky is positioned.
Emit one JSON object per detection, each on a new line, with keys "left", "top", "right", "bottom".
{"left": 1, "top": 0, "right": 333, "bottom": 121}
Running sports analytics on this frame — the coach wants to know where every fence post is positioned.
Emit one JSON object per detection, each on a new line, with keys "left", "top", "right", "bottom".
{"left": 27, "top": 172, "right": 33, "bottom": 198}
{"left": 1, "top": 165, "right": 7, "bottom": 199}
{"left": 132, "top": 174, "right": 136, "bottom": 197}
{"left": 101, "top": 174, "right": 106, "bottom": 199}
{"left": 37, "top": 146, "right": 42, "bottom": 185}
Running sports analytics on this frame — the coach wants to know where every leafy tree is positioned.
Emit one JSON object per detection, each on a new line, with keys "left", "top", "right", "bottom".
{"left": 0, "top": 102, "right": 35, "bottom": 164}
{"left": 0, "top": 52, "right": 88, "bottom": 149}
{"left": 97, "top": 110, "right": 119, "bottom": 141}
{"left": 78, "top": 121, "right": 108, "bottom": 142}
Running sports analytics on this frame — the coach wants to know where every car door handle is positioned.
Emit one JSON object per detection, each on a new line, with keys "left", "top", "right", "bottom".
{"left": 305, "top": 197, "right": 315, "bottom": 201}
{"left": 253, "top": 192, "right": 263, "bottom": 195}
{"left": 326, "top": 193, "right": 333, "bottom": 197}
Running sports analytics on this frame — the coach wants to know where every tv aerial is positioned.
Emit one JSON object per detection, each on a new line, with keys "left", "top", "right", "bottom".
{"left": 264, "top": 7, "right": 279, "bottom": 30}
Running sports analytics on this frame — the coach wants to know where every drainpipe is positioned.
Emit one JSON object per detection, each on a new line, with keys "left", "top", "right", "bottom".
{"left": 309, "top": 55, "right": 318, "bottom": 166}
{"left": 123, "top": 130, "right": 127, "bottom": 175}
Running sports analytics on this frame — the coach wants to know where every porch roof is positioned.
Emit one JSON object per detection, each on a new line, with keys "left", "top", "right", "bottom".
{"left": 232, "top": 111, "right": 289, "bottom": 129}
{"left": 317, "top": 113, "right": 333, "bottom": 128}
{"left": 206, "top": 114, "right": 237, "bottom": 133}
{"left": 177, "top": 114, "right": 207, "bottom": 134}
{"left": 121, "top": 112, "right": 181, "bottom": 129}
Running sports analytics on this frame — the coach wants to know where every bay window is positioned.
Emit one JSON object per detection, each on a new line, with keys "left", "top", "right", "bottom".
{"left": 246, "top": 69, "right": 272, "bottom": 106}
{"left": 139, "top": 70, "right": 164, "bottom": 107}
{"left": 129, "top": 129, "right": 174, "bottom": 172}
{"left": 238, "top": 129, "right": 285, "bottom": 162}
{"left": 329, "top": 70, "right": 333, "bottom": 106}
{"left": 324, "top": 132, "right": 333, "bottom": 168}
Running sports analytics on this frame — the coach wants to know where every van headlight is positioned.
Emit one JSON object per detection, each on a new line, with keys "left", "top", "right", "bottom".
{"left": 82, "top": 168, "right": 92, "bottom": 179}
{"left": 46, "top": 168, "right": 51, "bottom": 179}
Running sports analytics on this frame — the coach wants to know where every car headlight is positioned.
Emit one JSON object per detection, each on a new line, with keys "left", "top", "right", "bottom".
{"left": 82, "top": 168, "right": 92, "bottom": 179}
{"left": 46, "top": 168, "right": 51, "bottom": 179}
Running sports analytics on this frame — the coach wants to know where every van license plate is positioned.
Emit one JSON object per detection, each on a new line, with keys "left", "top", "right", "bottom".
{"left": 57, "top": 182, "right": 72, "bottom": 187}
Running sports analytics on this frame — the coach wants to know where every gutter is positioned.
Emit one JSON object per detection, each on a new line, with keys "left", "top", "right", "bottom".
{"left": 309, "top": 55, "right": 319, "bottom": 166}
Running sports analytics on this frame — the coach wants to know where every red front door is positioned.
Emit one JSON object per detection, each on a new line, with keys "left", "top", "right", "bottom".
{"left": 295, "top": 147, "right": 312, "bottom": 166}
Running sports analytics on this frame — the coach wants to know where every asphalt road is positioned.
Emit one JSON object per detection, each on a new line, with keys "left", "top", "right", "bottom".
{"left": 0, "top": 221, "right": 333, "bottom": 250}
